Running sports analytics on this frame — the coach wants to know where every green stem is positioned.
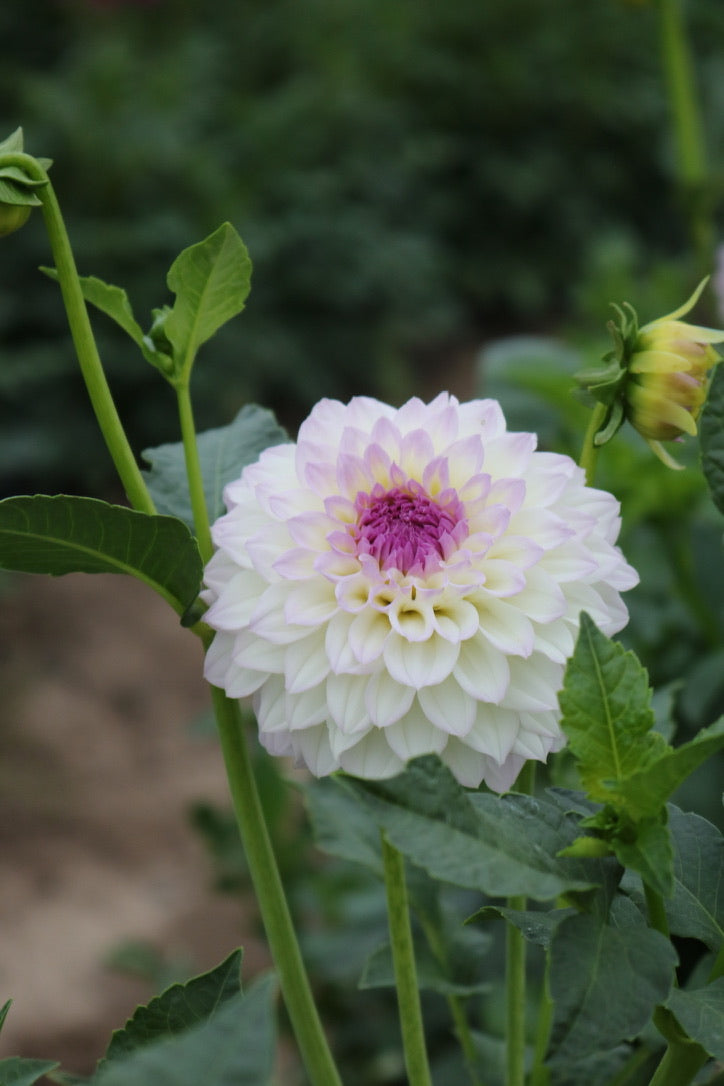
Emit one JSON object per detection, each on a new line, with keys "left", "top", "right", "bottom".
{"left": 210, "top": 687, "right": 343, "bottom": 1086}
{"left": 646, "top": 1038, "right": 708, "bottom": 1086}
{"left": 4, "top": 153, "right": 155, "bottom": 514}
{"left": 656, "top": 0, "right": 712, "bottom": 268}
{"left": 528, "top": 959, "right": 552, "bottom": 1086}
{"left": 176, "top": 381, "right": 213, "bottom": 562}
{"left": 381, "top": 833, "right": 433, "bottom": 1086}
{"left": 707, "top": 942, "right": 724, "bottom": 983}
{"left": 578, "top": 402, "right": 607, "bottom": 486}
{"left": 506, "top": 761, "right": 536, "bottom": 1086}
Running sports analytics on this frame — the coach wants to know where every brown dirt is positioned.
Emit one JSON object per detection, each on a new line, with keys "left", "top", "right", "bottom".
{"left": 0, "top": 572, "right": 269, "bottom": 1075}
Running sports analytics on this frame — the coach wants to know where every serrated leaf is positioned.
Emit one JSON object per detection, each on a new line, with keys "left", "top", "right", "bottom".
{"left": 344, "top": 757, "right": 602, "bottom": 900}
{"left": 94, "top": 974, "right": 276, "bottom": 1086}
{"left": 102, "top": 949, "right": 242, "bottom": 1065}
{"left": 558, "top": 613, "right": 665, "bottom": 805}
{"left": 142, "top": 404, "right": 288, "bottom": 530}
{"left": 701, "top": 363, "right": 724, "bottom": 515}
{"left": 548, "top": 912, "right": 677, "bottom": 1064}
{"left": 611, "top": 717, "right": 724, "bottom": 820}
{"left": 163, "top": 223, "right": 251, "bottom": 375}
{"left": 666, "top": 979, "right": 724, "bottom": 1060}
{"left": 0, "top": 495, "right": 202, "bottom": 615}
{"left": 0, "top": 1060, "right": 60, "bottom": 1086}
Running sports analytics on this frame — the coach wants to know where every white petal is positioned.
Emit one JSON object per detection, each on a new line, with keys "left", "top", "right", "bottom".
{"left": 287, "top": 685, "right": 329, "bottom": 731}
{"left": 531, "top": 620, "right": 575, "bottom": 664}
{"left": 384, "top": 702, "right": 448, "bottom": 760}
{"left": 388, "top": 597, "right": 435, "bottom": 642}
{"left": 438, "top": 738, "right": 488, "bottom": 788}
{"left": 337, "top": 729, "right": 405, "bottom": 779}
{"left": 326, "top": 673, "right": 372, "bottom": 734}
{"left": 284, "top": 578, "right": 339, "bottom": 625}
{"left": 349, "top": 608, "right": 392, "bottom": 665}
{"left": 454, "top": 630, "right": 511, "bottom": 703}
{"left": 432, "top": 597, "right": 481, "bottom": 642}
{"left": 472, "top": 595, "right": 535, "bottom": 656}
{"left": 254, "top": 676, "right": 288, "bottom": 734}
{"left": 325, "top": 611, "right": 368, "bottom": 674}
{"left": 465, "top": 705, "right": 520, "bottom": 764}
{"left": 501, "top": 655, "right": 563, "bottom": 712}
{"left": 383, "top": 633, "right": 460, "bottom": 688}
{"left": 249, "top": 582, "right": 310, "bottom": 644}
{"left": 418, "top": 677, "right": 477, "bottom": 737}
{"left": 508, "top": 566, "right": 567, "bottom": 623}
{"left": 284, "top": 631, "right": 331, "bottom": 693}
{"left": 483, "top": 752, "right": 527, "bottom": 793}
{"left": 365, "top": 670, "right": 415, "bottom": 726}
{"left": 294, "top": 724, "right": 339, "bottom": 776}
{"left": 233, "top": 629, "right": 285, "bottom": 673}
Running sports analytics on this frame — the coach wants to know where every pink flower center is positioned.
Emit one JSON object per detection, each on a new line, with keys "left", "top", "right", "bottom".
{"left": 354, "top": 483, "right": 467, "bottom": 575}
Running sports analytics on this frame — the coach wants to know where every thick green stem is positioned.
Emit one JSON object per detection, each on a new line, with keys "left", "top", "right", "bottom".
{"left": 176, "top": 381, "right": 213, "bottom": 562}
{"left": 644, "top": 882, "right": 670, "bottom": 939}
{"left": 4, "top": 153, "right": 155, "bottom": 514}
{"left": 381, "top": 833, "right": 433, "bottom": 1086}
{"left": 506, "top": 761, "right": 536, "bottom": 1086}
{"left": 210, "top": 687, "right": 343, "bottom": 1086}
{"left": 528, "top": 959, "right": 552, "bottom": 1086}
{"left": 647, "top": 1038, "right": 708, "bottom": 1086}
{"left": 657, "top": 0, "right": 712, "bottom": 268}
{"left": 578, "top": 402, "right": 607, "bottom": 486}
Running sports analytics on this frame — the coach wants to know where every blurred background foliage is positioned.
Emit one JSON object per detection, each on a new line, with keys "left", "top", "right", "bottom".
{"left": 2, "top": 0, "right": 724, "bottom": 497}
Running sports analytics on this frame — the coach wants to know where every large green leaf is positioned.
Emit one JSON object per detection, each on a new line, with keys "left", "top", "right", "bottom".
{"left": 0, "top": 1060, "right": 59, "bottom": 1086}
{"left": 558, "top": 613, "right": 666, "bottom": 804}
{"left": 548, "top": 912, "right": 677, "bottom": 1064}
{"left": 0, "top": 495, "right": 202, "bottom": 614}
{"left": 666, "top": 979, "right": 724, "bottom": 1061}
{"left": 471, "top": 905, "right": 576, "bottom": 949}
{"left": 102, "top": 950, "right": 242, "bottom": 1065}
{"left": 142, "top": 405, "right": 288, "bottom": 531}
{"left": 360, "top": 924, "right": 491, "bottom": 997}
{"left": 94, "top": 974, "right": 276, "bottom": 1086}
{"left": 701, "top": 362, "right": 724, "bottom": 515}
{"left": 163, "top": 223, "right": 252, "bottom": 376}
{"left": 345, "top": 757, "right": 602, "bottom": 900}
{"left": 303, "top": 776, "right": 384, "bottom": 875}
{"left": 610, "top": 815, "right": 673, "bottom": 898}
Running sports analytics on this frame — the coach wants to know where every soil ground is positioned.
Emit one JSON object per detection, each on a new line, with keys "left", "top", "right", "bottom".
{"left": 0, "top": 571, "right": 268, "bottom": 1075}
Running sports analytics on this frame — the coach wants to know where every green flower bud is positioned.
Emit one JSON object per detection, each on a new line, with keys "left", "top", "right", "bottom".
{"left": 0, "top": 202, "right": 32, "bottom": 237}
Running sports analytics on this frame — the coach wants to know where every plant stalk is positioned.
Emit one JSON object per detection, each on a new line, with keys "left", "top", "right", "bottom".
{"left": 646, "top": 1038, "right": 708, "bottom": 1086}
{"left": 6, "top": 153, "right": 155, "bottom": 515}
{"left": 176, "top": 381, "right": 213, "bottom": 562}
{"left": 578, "top": 402, "right": 607, "bottom": 486}
{"left": 211, "top": 687, "right": 343, "bottom": 1086}
{"left": 381, "top": 833, "right": 433, "bottom": 1086}
{"left": 506, "top": 761, "right": 536, "bottom": 1086}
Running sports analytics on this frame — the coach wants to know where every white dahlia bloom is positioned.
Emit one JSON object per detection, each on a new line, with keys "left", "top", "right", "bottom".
{"left": 203, "top": 394, "right": 638, "bottom": 791}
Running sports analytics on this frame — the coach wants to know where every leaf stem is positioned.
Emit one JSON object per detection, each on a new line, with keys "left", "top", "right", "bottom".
{"left": 210, "top": 686, "right": 343, "bottom": 1086}
{"left": 646, "top": 1037, "right": 708, "bottom": 1086}
{"left": 3, "top": 152, "right": 155, "bottom": 515}
{"left": 175, "top": 381, "right": 213, "bottom": 562}
{"left": 578, "top": 402, "right": 607, "bottom": 486}
{"left": 644, "top": 882, "right": 670, "bottom": 938}
{"left": 381, "top": 833, "right": 433, "bottom": 1086}
{"left": 528, "top": 959, "right": 552, "bottom": 1086}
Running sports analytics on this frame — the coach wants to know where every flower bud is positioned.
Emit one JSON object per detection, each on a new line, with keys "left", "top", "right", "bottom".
{"left": 0, "top": 202, "right": 32, "bottom": 237}
{"left": 624, "top": 281, "right": 724, "bottom": 467}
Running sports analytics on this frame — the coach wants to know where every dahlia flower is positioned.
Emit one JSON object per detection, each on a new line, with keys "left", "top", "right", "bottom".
{"left": 203, "top": 394, "right": 638, "bottom": 791}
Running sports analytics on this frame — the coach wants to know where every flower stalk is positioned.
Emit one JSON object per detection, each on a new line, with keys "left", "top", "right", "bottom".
{"left": 1, "top": 151, "right": 155, "bottom": 515}
{"left": 211, "top": 687, "right": 343, "bottom": 1086}
{"left": 381, "top": 832, "right": 433, "bottom": 1086}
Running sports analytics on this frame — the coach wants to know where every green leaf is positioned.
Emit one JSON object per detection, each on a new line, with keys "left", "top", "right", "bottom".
{"left": 0, "top": 495, "right": 202, "bottom": 615}
{"left": 94, "top": 974, "right": 276, "bottom": 1086}
{"left": 548, "top": 912, "right": 677, "bottom": 1064}
{"left": 0, "top": 1060, "right": 60, "bottom": 1086}
{"left": 142, "top": 405, "right": 288, "bottom": 530}
{"left": 610, "top": 815, "right": 673, "bottom": 898}
{"left": 0, "top": 178, "right": 42, "bottom": 207}
{"left": 666, "top": 979, "right": 724, "bottom": 1061}
{"left": 344, "top": 757, "right": 602, "bottom": 900}
{"left": 665, "top": 807, "right": 724, "bottom": 951}
{"left": 471, "top": 905, "right": 576, "bottom": 948}
{"left": 0, "top": 128, "right": 25, "bottom": 154}
{"left": 612, "top": 718, "right": 724, "bottom": 820}
{"left": 558, "top": 613, "right": 666, "bottom": 805}
{"left": 701, "top": 362, "right": 724, "bottom": 515}
{"left": 102, "top": 950, "right": 242, "bottom": 1065}
{"left": 303, "top": 776, "right": 383, "bottom": 875}
{"left": 163, "top": 223, "right": 252, "bottom": 376}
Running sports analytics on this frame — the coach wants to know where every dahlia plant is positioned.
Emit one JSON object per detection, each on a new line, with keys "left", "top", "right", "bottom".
{"left": 1, "top": 129, "right": 723, "bottom": 1086}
